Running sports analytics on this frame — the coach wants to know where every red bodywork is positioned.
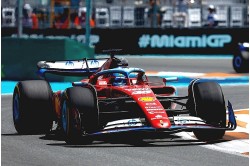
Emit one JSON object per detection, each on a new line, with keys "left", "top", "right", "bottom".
{"left": 104, "top": 85, "right": 174, "bottom": 128}
{"left": 52, "top": 57, "right": 176, "bottom": 129}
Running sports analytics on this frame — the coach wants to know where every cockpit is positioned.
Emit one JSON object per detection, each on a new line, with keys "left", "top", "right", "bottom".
{"left": 89, "top": 67, "right": 147, "bottom": 87}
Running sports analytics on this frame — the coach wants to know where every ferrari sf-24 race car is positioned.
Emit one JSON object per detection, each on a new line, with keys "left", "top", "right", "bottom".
{"left": 13, "top": 50, "right": 237, "bottom": 144}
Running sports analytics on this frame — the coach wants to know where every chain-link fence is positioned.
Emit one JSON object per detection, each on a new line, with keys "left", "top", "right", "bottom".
{"left": 1, "top": 0, "right": 249, "bottom": 29}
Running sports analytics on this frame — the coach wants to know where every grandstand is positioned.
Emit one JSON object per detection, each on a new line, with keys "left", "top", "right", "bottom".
{"left": 1, "top": 0, "right": 249, "bottom": 28}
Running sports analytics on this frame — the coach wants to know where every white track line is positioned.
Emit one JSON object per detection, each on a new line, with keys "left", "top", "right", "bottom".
{"left": 175, "top": 132, "right": 249, "bottom": 157}
{"left": 176, "top": 109, "right": 249, "bottom": 157}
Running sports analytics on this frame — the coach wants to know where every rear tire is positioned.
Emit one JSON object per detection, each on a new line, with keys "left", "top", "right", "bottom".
{"left": 61, "top": 87, "right": 99, "bottom": 144}
{"left": 12, "top": 80, "right": 53, "bottom": 134}
{"left": 187, "top": 80, "right": 226, "bottom": 141}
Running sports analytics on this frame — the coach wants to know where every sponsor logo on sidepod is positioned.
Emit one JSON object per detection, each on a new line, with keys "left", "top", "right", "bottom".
{"left": 138, "top": 97, "right": 156, "bottom": 102}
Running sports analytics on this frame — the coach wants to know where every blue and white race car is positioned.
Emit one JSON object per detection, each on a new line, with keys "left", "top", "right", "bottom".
{"left": 233, "top": 42, "right": 249, "bottom": 73}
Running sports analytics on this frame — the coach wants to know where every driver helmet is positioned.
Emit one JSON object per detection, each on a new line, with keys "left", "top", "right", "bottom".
{"left": 112, "top": 73, "right": 127, "bottom": 86}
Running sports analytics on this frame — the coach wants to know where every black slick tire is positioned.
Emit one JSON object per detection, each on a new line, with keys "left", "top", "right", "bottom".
{"left": 187, "top": 81, "right": 226, "bottom": 141}
{"left": 61, "top": 87, "right": 99, "bottom": 145}
{"left": 12, "top": 80, "right": 53, "bottom": 134}
{"left": 233, "top": 54, "right": 248, "bottom": 73}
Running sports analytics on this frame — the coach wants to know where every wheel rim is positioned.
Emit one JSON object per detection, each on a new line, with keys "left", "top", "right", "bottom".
{"left": 62, "top": 101, "right": 68, "bottom": 133}
{"left": 13, "top": 94, "right": 20, "bottom": 122}
{"left": 71, "top": 108, "right": 81, "bottom": 132}
{"left": 234, "top": 56, "right": 242, "bottom": 68}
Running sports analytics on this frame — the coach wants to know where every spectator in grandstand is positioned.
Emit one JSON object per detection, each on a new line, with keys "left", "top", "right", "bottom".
{"left": 53, "top": 13, "right": 62, "bottom": 29}
{"left": 204, "top": 5, "right": 218, "bottom": 28}
{"left": 31, "top": 8, "right": 39, "bottom": 29}
{"left": 74, "top": 10, "right": 86, "bottom": 29}
{"left": 70, "top": 11, "right": 78, "bottom": 28}
{"left": 74, "top": 10, "right": 95, "bottom": 29}
{"left": 53, "top": 8, "right": 70, "bottom": 29}
{"left": 172, "top": 0, "right": 189, "bottom": 28}
{"left": 39, "top": 8, "right": 47, "bottom": 29}
{"left": 22, "top": 3, "right": 33, "bottom": 28}
{"left": 60, "top": 8, "right": 70, "bottom": 29}
{"left": 148, "top": 0, "right": 163, "bottom": 27}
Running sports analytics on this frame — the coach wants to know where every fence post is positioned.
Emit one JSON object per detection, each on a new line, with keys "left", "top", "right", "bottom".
{"left": 17, "top": 0, "right": 23, "bottom": 38}
{"left": 85, "top": 0, "right": 91, "bottom": 46}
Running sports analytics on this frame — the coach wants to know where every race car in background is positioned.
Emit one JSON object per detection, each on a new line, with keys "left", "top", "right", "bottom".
{"left": 12, "top": 49, "right": 237, "bottom": 144}
{"left": 232, "top": 42, "right": 249, "bottom": 73}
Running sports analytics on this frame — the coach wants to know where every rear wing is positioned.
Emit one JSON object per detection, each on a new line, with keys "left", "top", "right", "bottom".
{"left": 37, "top": 58, "right": 108, "bottom": 78}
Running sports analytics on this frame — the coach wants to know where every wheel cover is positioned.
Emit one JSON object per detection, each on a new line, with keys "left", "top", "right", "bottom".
{"left": 62, "top": 101, "right": 68, "bottom": 133}
{"left": 13, "top": 94, "right": 20, "bottom": 122}
{"left": 234, "top": 56, "right": 242, "bottom": 68}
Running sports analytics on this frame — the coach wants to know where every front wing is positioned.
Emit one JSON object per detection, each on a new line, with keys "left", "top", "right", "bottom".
{"left": 88, "top": 101, "right": 237, "bottom": 136}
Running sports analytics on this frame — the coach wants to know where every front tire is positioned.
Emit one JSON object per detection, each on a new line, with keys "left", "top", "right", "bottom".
{"left": 187, "top": 80, "right": 226, "bottom": 141}
{"left": 61, "top": 87, "right": 99, "bottom": 144}
{"left": 12, "top": 80, "right": 53, "bottom": 134}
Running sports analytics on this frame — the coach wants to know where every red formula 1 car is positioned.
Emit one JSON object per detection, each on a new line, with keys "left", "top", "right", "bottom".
{"left": 13, "top": 50, "right": 237, "bottom": 144}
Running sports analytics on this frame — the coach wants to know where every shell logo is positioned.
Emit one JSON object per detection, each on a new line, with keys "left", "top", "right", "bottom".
{"left": 138, "top": 97, "right": 156, "bottom": 102}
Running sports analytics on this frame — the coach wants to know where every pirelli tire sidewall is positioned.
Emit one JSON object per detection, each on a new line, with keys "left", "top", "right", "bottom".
{"left": 12, "top": 80, "right": 53, "bottom": 134}
{"left": 62, "top": 86, "right": 99, "bottom": 134}
{"left": 187, "top": 80, "right": 226, "bottom": 141}
{"left": 188, "top": 81, "right": 226, "bottom": 126}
